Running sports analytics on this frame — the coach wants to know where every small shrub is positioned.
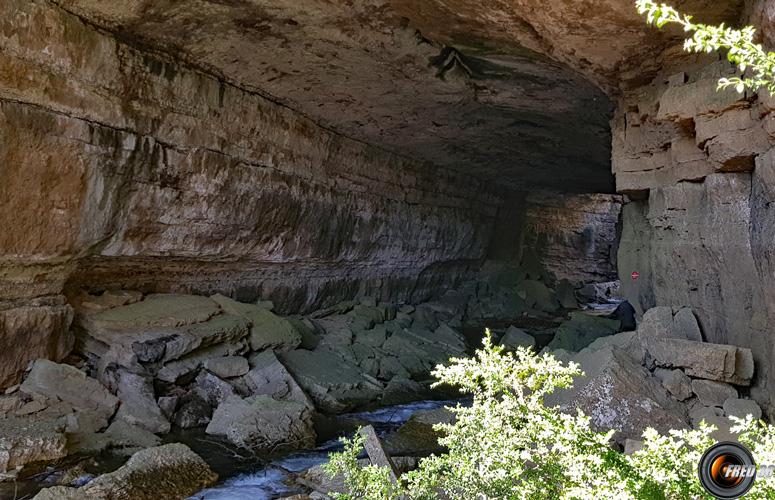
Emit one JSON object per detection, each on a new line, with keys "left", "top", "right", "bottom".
{"left": 326, "top": 331, "right": 775, "bottom": 499}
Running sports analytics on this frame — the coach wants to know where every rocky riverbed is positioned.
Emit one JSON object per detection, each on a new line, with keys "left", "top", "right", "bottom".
{"left": 0, "top": 255, "right": 764, "bottom": 499}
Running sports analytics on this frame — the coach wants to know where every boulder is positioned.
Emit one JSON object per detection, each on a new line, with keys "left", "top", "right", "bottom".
{"left": 384, "top": 407, "right": 454, "bottom": 456}
{"left": 206, "top": 395, "right": 315, "bottom": 451}
{"left": 653, "top": 368, "right": 693, "bottom": 401}
{"left": 115, "top": 371, "right": 170, "bottom": 434}
{"left": 33, "top": 443, "right": 217, "bottom": 500}
{"left": 279, "top": 349, "right": 382, "bottom": 413}
{"left": 68, "top": 420, "right": 161, "bottom": 456}
{"left": 203, "top": 356, "right": 249, "bottom": 379}
{"left": 608, "top": 301, "right": 636, "bottom": 331}
{"left": 545, "top": 312, "right": 621, "bottom": 353}
{"left": 645, "top": 338, "right": 753, "bottom": 385}
{"left": 555, "top": 280, "right": 578, "bottom": 309}
{"left": 83, "top": 294, "right": 220, "bottom": 331}
{"left": 0, "top": 417, "right": 67, "bottom": 475}
{"left": 723, "top": 398, "right": 763, "bottom": 420}
{"left": 691, "top": 379, "right": 737, "bottom": 407}
{"left": 157, "top": 396, "right": 178, "bottom": 420}
{"left": 194, "top": 371, "right": 239, "bottom": 407}
{"left": 547, "top": 346, "right": 688, "bottom": 440}
{"left": 499, "top": 326, "right": 536, "bottom": 350}
{"left": 637, "top": 307, "right": 674, "bottom": 340}
{"left": 156, "top": 340, "right": 247, "bottom": 384}
{"left": 380, "top": 378, "right": 430, "bottom": 406}
{"left": 172, "top": 394, "right": 212, "bottom": 428}
{"left": 21, "top": 360, "right": 119, "bottom": 423}
{"left": 240, "top": 351, "right": 313, "bottom": 409}
{"left": 672, "top": 308, "right": 703, "bottom": 342}
{"left": 74, "top": 290, "right": 143, "bottom": 314}
{"left": 516, "top": 279, "right": 559, "bottom": 312}
{"left": 211, "top": 294, "right": 301, "bottom": 351}
{"left": 624, "top": 439, "right": 644, "bottom": 455}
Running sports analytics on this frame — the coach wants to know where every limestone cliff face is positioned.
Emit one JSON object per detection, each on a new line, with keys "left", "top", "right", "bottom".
{"left": 0, "top": 0, "right": 500, "bottom": 386}
{"left": 614, "top": 45, "right": 775, "bottom": 412}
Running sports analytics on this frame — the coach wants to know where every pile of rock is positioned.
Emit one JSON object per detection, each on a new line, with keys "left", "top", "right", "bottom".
{"left": 547, "top": 305, "right": 760, "bottom": 444}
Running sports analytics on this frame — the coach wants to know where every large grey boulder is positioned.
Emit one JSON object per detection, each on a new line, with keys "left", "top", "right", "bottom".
{"left": 672, "top": 308, "right": 703, "bottom": 342}
{"left": 194, "top": 371, "right": 238, "bottom": 407}
{"left": 547, "top": 346, "right": 688, "bottom": 440}
{"left": 723, "top": 398, "right": 763, "bottom": 420}
{"left": 0, "top": 417, "right": 67, "bottom": 476}
{"left": 645, "top": 338, "right": 754, "bottom": 385}
{"left": 385, "top": 407, "right": 455, "bottom": 456}
{"left": 83, "top": 294, "right": 220, "bottom": 330}
{"left": 115, "top": 371, "right": 170, "bottom": 434}
{"left": 500, "top": 326, "right": 536, "bottom": 351}
{"left": 545, "top": 312, "right": 621, "bottom": 353}
{"left": 156, "top": 340, "right": 247, "bottom": 384}
{"left": 638, "top": 306, "right": 703, "bottom": 342}
{"left": 33, "top": 443, "right": 217, "bottom": 500}
{"left": 68, "top": 420, "right": 161, "bottom": 456}
{"left": 172, "top": 394, "right": 212, "bottom": 428}
{"left": 211, "top": 294, "right": 301, "bottom": 351}
{"left": 204, "top": 356, "right": 249, "bottom": 379}
{"left": 21, "top": 360, "right": 119, "bottom": 424}
{"left": 691, "top": 379, "right": 737, "bottom": 407}
{"left": 654, "top": 368, "right": 693, "bottom": 401}
{"left": 206, "top": 395, "right": 315, "bottom": 451}
{"left": 240, "top": 350, "right": 313, "bottom": 409}
{"left": 280, "top": 349, "right": 382, "bottom": 413}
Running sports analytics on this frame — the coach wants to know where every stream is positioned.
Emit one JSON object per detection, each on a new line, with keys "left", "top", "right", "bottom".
{"left": 187, "top": 399, "right": 455, "bottom": 499}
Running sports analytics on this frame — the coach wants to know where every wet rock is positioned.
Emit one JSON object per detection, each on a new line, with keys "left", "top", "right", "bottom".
{"left": 206, "top": 395, "right": 315, "bottom": 451}
{"left": 21, "top": 360, "right": 119, "bottom": 423}
{"left": 653, "top": 368, "right": 693, "bottom": 401}
{"left": 385, "top": 407, "right": 455, "bottom": 456}
{"left": 279, "top": 349, "right": 382, "bottom": 413}
{"left": 380, "top": 378, "right": 430, "bottom": 406}
{"left": 240, "top": 351, "right": 313, "bottom": 409}
{"left": 547, "top": 346, "right": 688, "bottom": 440}
{"left": 645, "top": 338, "right": 753, "bottom": 385}
{"left": 33, "top": 443, "right": 218, "bottom": 500}
{"left": 194, "top": 371, "right": 239, "bottom": 407}
{"left": 723, "top": 398, "right": 762, "bottom": 420}
{"left": 0, "top": 417, "right": 67, "bottom": 476}
{"left": 545, "top": 312, "right": 621, "bottom": 353}
{"left": 173, "top": 393, "right": 212, "bottom": 428}
{"left": 115, "top": 371, "right": 170, "bottom": 434}
{"left": 691, "top": 379, "right": 737, "bottom": 407}
{"left": 203, "top": 356, "right": 249, "bottom": 379}
{"left": 500, "top": 326, "right": 536, "bottom": 350}
{"left": 211, "top": 294, "right": 301, "bottom": 351}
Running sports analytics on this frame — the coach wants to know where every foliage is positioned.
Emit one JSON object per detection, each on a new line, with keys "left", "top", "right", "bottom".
{"left": 635, "top": 0, "right": 775, "bottom": 93}
{"left": 325, "top": 330, "right": 775, "bottom": 499}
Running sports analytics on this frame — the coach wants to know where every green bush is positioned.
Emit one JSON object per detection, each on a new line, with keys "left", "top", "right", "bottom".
{"left": 325, "top": 332, "right": 775, "bottom": 499}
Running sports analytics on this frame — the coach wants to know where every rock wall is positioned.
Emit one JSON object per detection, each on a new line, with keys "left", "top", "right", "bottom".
{"left": 490, "top": 192, "right": 623, "bottom": 285}
{"left": 614, "top": 49, "right": 775, "bottom": 413}
{"left": 0, "top": 0, "right": 501, "bottom": 387}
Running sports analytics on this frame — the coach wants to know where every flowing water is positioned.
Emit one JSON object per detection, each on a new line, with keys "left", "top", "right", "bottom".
{"left": 188, "top": 399, "right": 455, "bottom": 499}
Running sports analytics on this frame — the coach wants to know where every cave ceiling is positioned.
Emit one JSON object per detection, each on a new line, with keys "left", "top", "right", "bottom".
{"left": 50, "top": 0, "right": 744, "bottom": 193}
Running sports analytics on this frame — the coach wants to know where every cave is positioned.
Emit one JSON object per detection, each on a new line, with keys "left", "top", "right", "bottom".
{"left": 1, "top": 0, "right": 775, "bottom": 497}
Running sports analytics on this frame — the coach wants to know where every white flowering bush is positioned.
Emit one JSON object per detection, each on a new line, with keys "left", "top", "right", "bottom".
{"left": 325, "top": 331, "right": 775, "bottom": 499}
{"left": 636, "top": 0, "right": 775, "bottom": 93}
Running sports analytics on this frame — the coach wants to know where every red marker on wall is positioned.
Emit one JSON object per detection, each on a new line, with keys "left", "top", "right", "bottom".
{"left": 631, "top": 271, "right": 640, "bottom": 280}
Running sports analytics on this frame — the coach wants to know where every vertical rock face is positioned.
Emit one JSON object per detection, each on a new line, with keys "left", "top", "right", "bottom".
{"left": 614, "top": 48, "right": 775, "bottom": 412}
{"left": 490, "top": 192, "right": 623, "bottom": 285}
